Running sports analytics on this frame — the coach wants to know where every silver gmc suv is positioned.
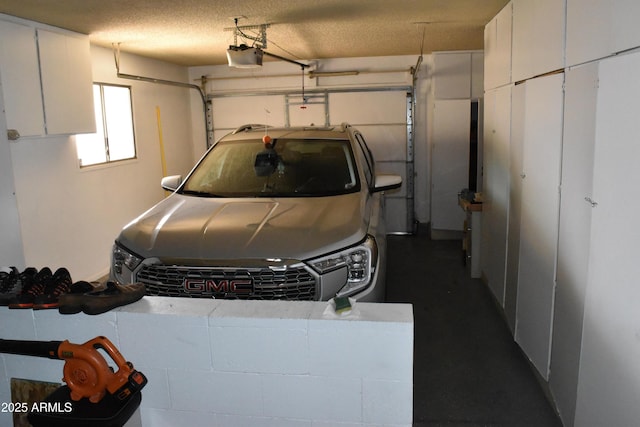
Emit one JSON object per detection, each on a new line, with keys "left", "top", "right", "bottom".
{"left": 110, "top": 124, "right": 401, "bottom": 301}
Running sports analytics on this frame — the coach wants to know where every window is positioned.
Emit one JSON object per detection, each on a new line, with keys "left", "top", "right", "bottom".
{"left": 76, "top": 83, "right": 136, "bottom": 167}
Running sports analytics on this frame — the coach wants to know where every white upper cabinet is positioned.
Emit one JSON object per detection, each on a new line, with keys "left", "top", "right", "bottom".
{"left": 433, "top": 52, "right": 472, "bottom": 99}
{"left": 512, "top": 0, "right": 565, "bottom": 82}
{"left": 0, "top": 20, "right": 45, "bottom": 136}
{"left": 433, "top": 51, "right": 484, "bottom": 99}
{"left": 484, "top": 2, "right": 512, "bottom": 91}
{"left": 566, "top": 0, "right": 640, "bottom": 67}
{"left": 38, "top": 28, "right": 95, "bottom": 135}
{"left": 0, "top": 16, "right": 95, "bottom": 137}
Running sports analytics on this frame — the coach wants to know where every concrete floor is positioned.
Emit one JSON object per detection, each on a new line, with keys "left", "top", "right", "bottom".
{"left": 385, "top": 235, "right": 563, "bottom": 427}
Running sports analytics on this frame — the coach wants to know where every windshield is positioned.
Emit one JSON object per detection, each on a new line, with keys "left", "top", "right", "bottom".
{"left": 182, "top": 138, "right": 360, "bottom": 197}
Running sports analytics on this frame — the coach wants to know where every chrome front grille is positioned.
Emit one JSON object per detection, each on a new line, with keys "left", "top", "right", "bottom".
{"left": 137, "top": 264, "right": 317, "bottom": 300}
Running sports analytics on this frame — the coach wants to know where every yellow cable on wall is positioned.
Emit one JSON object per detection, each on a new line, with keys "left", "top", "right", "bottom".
{"left": 156, "top": 106, "right": 167, "bottom": 176}
{"left": 156, "top": 106, "right": 169, "bottom": 196}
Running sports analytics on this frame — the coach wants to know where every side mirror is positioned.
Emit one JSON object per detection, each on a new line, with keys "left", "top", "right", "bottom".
{"left": 373, "top": 174, "right": 402, "bottom": 193}
{"left": 161, "top": 175, "right": 182, "bottom": 192}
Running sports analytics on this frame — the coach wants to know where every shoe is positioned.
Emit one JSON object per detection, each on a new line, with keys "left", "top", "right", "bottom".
{"left": 0, "top": 267, "right": 20, "bottom": 305}
{"left": 9, "top": 267, "right": 52, "bottom": 309}
{"left": 57, "top": 281, "right": 99, "bottom": 314}
{"left": 33, "top": 268, "right": 73, "bottom": 310}
{"left": 59, "top": 282, "right": 146, "bottom": 315}
{"left": 0, "top": 267, "right": 38, "bottom": 306}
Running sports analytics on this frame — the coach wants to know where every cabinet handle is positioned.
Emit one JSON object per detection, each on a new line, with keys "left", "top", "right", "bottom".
{"left": 584, "top": 197, "right": 598, "bottom": 207}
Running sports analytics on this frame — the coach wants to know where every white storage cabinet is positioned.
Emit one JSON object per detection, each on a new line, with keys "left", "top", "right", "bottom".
{"left": 0, "top": 17, "right": 95, "bottom": 138}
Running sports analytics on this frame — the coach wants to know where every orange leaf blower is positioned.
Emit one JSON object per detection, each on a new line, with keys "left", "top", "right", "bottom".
{"left": 0, "top": 336, "right": 147, "bottom": 403}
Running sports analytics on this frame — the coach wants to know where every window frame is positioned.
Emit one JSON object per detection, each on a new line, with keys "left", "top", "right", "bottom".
{"left": 76, "top": 82, "right": 137, "bottom": 168}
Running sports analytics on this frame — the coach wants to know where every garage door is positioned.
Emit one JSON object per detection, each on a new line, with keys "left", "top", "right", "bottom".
{"left": 209, "top": 88, "right": 414, "bottom": 234}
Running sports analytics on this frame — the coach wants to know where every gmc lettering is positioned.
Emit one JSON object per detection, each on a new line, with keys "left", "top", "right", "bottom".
{"left": 183, "top": 278, "right": 253, "bottom": 294}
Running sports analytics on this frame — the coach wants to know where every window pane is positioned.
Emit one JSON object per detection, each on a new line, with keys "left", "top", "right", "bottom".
{"left": 103, "top": 85, "right": 135, "bottom": 161}
{"left": 75, "top": 85, "right": 106, "bottom": 166}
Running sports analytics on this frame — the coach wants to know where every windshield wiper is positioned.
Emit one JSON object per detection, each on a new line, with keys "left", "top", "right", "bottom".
{"left": 180, "top": 189, "right": 222, "bottom": 197}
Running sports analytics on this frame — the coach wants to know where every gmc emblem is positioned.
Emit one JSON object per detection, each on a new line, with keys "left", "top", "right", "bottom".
{"left": 183, "top": 278, "right": 253, "bottom": 294}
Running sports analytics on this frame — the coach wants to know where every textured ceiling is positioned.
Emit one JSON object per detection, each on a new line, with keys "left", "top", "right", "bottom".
{"left": 0, "top": 0, "right": 509, "bottom": 67}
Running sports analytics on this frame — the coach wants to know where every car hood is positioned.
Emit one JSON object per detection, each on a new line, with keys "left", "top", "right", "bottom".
{"left": 118, "top": 193, "right": 368, "bottom": 261}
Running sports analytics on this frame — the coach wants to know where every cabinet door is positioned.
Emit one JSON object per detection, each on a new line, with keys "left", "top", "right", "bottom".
{"left": 549, "top": 62, "right": 598, "bottom": 427}
{"left": 504, "top": 82, "right": 525, "bottom": 332}
{"left": 38, "top": 29, "right": 95, "bottom": 135}
{"left": 567, "top": 0, "right": 640, "bottom": 67}
{"left": 433, "top": 53, "right": 471, "bottom": 99}
{"left": 575, "top": 50, "right": 640, "bottom": 427}
{"left": 431, "top": 99, "right": 470, "bottom": 231}
{"left": 0, "top": 20, "right": 45, "bottom": 136}
{"left": 481, "top": 85, "right": 512, "bottom": 305}
{"left": 484, "top": 2, "right": 513, "bottom": 91}
{"left": 515, "top": 73, "right": 563, "bottom": 380}
{"left": 512, "top": 0, "right": 565, "bottom": 81}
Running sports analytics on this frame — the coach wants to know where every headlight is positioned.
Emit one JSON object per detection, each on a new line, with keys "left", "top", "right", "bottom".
{"left": 111, "top": 242, "right": 143, "bottom": 284}
{"left": 308, "top": 236, "right": 378, "bottom": 298}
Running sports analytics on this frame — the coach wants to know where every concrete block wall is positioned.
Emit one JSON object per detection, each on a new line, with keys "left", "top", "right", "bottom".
{"left": 0, "top": 297, "right": 413, "bottom": 426}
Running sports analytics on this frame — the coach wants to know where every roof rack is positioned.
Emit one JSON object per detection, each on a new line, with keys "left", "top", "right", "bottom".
{"left": 232, "top": 124, "right": 271, "bottom": 134}
{"left": 300, "top": 125, "right": 336, "bottom": 131}
{"left": 340, "top": 122, "right": 352, "bottom": 132}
